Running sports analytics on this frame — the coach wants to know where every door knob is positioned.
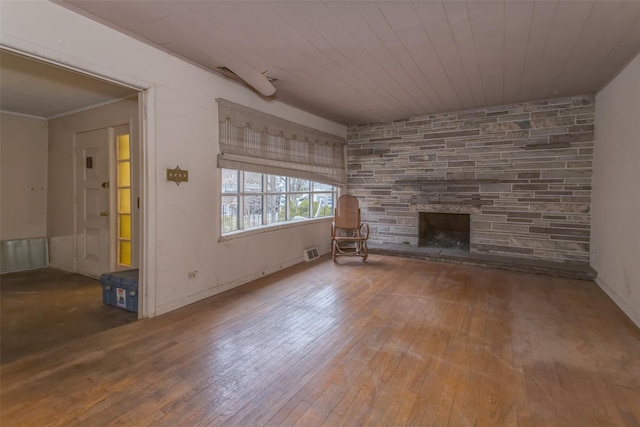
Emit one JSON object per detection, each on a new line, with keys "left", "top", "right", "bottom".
{"left": 102, "top": 181, "right": 110, "bottom": 188}
{"left": 100, "top": 211, "right": 109, "bottom": 217}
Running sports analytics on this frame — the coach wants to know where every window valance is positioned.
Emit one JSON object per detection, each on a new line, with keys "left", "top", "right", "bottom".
{"left": 216, "top": 99, "right": 347, "bottom": 185}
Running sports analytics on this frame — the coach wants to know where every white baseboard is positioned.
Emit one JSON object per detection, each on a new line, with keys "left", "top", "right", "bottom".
{"left": 155, "top": 277, "right": 250, "bottom": 316}
{"left": 48, "top": 262, "right": 73, "bottom": 273}
{"left": 154, "top": 253, "right": 320, "bottom": 316}
{"left": 596, "top": 276, "right": 640, "bottom": 329}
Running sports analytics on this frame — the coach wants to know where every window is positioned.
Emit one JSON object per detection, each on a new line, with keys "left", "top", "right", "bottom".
{"left": 221, "top": 169, "right": 336, "bottom": 234}
{"left": 115, "top": 129, "right": 132, "bottom": 267}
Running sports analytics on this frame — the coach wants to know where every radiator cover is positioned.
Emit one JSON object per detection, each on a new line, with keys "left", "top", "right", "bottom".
{"left": 1, "top": 238, "right": 49, "bottom": 273}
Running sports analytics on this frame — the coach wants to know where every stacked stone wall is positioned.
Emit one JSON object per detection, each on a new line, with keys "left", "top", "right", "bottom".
{"left": 347, "top": 95, "right": 595, "bottom": 262}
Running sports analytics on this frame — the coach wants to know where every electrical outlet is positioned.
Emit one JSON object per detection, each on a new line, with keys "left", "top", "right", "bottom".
{"left": 187, "top": 270, "right": 198, "bottom": 279}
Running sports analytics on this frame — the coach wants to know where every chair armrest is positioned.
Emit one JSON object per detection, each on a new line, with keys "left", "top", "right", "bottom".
{"left": 360, "top": 222, "right": 369, "bottom": 240}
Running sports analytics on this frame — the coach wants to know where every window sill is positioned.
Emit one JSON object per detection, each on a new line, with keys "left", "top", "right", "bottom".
{"left": 219, "top": 217, "right": 332, "bottom": 242}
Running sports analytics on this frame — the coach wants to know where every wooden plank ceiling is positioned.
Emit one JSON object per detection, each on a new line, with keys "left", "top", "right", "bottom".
{"left": 60, "top": 1, "right": 640, "bottom": 125}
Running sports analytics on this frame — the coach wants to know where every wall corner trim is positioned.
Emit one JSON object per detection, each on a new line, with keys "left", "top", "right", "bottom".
{"left": 595, "top": 276, "right": 640, "bottom": 329}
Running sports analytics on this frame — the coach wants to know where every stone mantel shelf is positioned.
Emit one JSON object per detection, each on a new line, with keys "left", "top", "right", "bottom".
{"left": 411, "top": 204, "right": 482, "bottom": 214}
{"left": 396, "top": 179, "right": 502, "bottom": 185}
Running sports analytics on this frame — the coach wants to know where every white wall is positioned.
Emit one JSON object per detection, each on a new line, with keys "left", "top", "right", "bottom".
{"left": 0, "top": 1, "right": 346, "bottom": 317}
{"left": 47, "top": 98, "right": 139, "bottom": 272}
{"left": 592, "top": 52, "right": 640, "bottom": 328}
{"left": 0, "top": 112, "right": 48, "bottom": 241}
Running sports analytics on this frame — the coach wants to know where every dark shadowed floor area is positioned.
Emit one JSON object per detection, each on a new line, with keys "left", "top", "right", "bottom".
{"left": 1, "top": 267, "right": 137, "bottom": 364}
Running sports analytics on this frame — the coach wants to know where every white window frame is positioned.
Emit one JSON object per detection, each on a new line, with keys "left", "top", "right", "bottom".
{"left": 221, "top": 169, "right": 337, "bottom": 237}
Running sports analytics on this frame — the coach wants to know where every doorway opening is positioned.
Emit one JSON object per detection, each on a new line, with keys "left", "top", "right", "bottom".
{"left": 1, "top": 49, "right": 145, "bottom": 363}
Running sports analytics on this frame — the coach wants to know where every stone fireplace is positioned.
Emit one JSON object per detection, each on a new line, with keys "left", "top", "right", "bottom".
{"left": 346, "top": 95, "right": 595, "bottom": 264}
{"left": 419, "top": 212, "right": 470, "bottom": 251}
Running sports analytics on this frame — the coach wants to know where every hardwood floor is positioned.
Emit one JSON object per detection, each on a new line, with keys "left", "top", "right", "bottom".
{"left": 2, "top": 254, "right": 639, "bottom": 426}
{"left": 1, "top": 268, "right": 137, "bottom": 364}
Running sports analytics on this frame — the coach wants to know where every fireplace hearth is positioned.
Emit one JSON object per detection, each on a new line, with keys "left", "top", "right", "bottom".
{"left": 419, "top": 212, "right": 470, "bottom": 251}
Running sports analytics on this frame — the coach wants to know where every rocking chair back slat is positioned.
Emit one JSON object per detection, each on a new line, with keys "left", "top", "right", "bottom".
{"left": 334, "top": 195, "right": 360, "bottom": 229}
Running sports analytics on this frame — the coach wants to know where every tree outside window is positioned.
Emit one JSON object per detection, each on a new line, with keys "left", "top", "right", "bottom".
{"left": 221, "top": 169, "right": 336, "bottom": 234}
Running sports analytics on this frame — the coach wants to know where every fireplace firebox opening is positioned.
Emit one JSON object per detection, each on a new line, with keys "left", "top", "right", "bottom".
{"left": 419, "top": 212, "right": 470, "bottom": 251}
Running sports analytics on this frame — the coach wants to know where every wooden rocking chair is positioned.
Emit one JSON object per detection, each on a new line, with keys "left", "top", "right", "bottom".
{"left": 331, "top": 195, "right": 369, "bottom": 262}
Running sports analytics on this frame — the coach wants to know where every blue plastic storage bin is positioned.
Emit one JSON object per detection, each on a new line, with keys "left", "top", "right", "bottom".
{"left": 100, "top": 269, "right": 139, "bottom": 312}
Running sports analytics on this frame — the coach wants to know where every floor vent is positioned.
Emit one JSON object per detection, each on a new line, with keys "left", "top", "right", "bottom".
{"left": 303, "top": 247, "right": 320, "bottom": 262}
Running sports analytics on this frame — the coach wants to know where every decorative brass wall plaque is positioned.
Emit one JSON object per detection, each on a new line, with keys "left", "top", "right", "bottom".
{"left": 167, "top": 166, "right": 188, "bottom": 185}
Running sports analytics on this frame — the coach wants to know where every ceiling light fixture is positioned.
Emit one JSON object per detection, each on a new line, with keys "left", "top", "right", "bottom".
{"left": 216, "top": 64, "right": 276, "bottom": 97}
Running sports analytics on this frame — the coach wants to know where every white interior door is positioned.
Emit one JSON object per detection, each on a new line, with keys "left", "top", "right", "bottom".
{"left": 75, "top": 128, "right": 112, "bottom": 278}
